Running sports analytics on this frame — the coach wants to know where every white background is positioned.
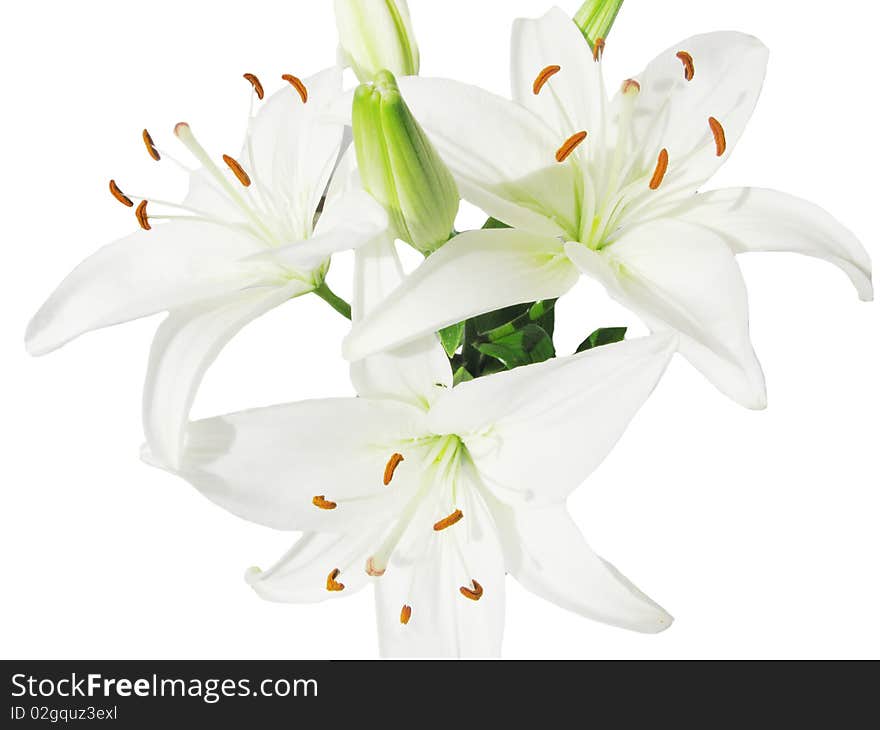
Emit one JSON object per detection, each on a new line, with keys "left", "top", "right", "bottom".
{"left": 2, "top": 0, "right": 877, "bottom": 660}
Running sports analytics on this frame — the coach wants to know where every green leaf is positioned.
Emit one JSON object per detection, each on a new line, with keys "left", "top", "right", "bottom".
{"left": 576, "top": 327, "right": 628, "bottom": 353}
{"left": 482, "top": 217, "right": 511, "bottom": 230}
{"left": 476, "top": 324, "right": 556, "bottom": 370}
{"left": 438, "top": 321, "right": 465, "bottom": 358}
{"left": 453, "top": 366, "right": 474, "bottom": 386}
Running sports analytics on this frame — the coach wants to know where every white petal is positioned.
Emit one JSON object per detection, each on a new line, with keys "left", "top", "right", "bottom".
{"left": 246, "top": 530, "right": 385, "bottom": 604}
{"left": 511, "top": 7, "right": 606, "bottom": 139}
{"left": 668, "top": 187, "right": 873, "bottom": 301}
{"left": 145, "top": 396, "right": 425, "bottom": 532}
{"left": 343, "top": 228, "right": 578, "bottom": 361}
{"left": 494, "top": 502, "right": 672, "bottom": 633}
{"left": 428, "top": 335, "right": 677, "bottom": 504}
{"left": 351, "top": 236, "right": 452, "bottom": 408}
{"left": 397, "top": 76, "right": 579, "bottom": 238}
{"left": 375, "top": 478, "right": 505, "bottom": 658}
{"left": 26, "top": 222, "right": 261, "bottom": 356}
{"left": 143, "top": 284, "right": 306, "bottom": 470}
{"left": 566, "top": 218, "right": 767, "bottom": 409}
{"left": 619, "top": 31, "right": 768, "bottom": 195}
{"left": 245, "top": 67, "right": 345, "bottom": 239}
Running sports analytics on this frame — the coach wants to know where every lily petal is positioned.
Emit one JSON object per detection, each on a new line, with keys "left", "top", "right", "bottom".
{"left": 144, "top": 396, "right": 425, "bottom": 532}
{"left": 343, "top": 228, "right": 578, "bottom": 361}
{"left": 397, "top": 76, "right": 579, "bottom": 238}
{"left": 566, "top": 218, "right": 767, "bottom": 409}
{"left": 143, "top": 283, "right": 308, "bottom": 470}
{"left": 428, "top": 335, "right": 677, "bottom": 504}
{"left": 375, "top": 477, "right": 505, "bottom": 658}
{"left": 667, "top": 187, "right": 873, "bottom": 301}
{"left": 25, "top": 222, "right": 260, "bottom": 356}
{"left": 494, "top": 502, "right": 672, "bottom": 633}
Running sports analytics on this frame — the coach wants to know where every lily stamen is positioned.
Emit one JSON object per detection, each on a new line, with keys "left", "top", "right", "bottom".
{"left": 109, "top": 179, "right": 134, "bottom": 208}
{"left": 621, "top": 79, "right": 641, "bottom": 95}
{"left": 433, "top": 509, "right": 464, "bottom": 532}
{"left": 556, "top": 131, "right": 588, "bottom": 163}
{"left": 649, "top": 148, "right": 669, "bottom": 190}
{"left": 676, "top": 51, "right": 695, "bottom": 81}
{"left": 142, "top": 129, "right": 160, "bottom": 161}
{"left": 135, "top": 200, "right": 151, "bottom": 230}
{"left": 532, "top": 65, "right": 561, "bottom": 95}
{"left": 708, "top": 116, "right": 727, "bottom": 157}
{"left": 222, "top": 154, "right": 252, "bottom": 187}
{"left": 243, "top": 72, "right": 264, "bottom": 100}
{"left": 384, "top": 453, "right": 405, "bottom": 486}
{"left": 326, "top": 568, "right": 345, "bottom": 592}
{"left": 460, "top": 579, "right": 484, "bottom": 601}
{"left": 282, "top": 74, "right": 309, "bottom": 103}
{"left": 592, "top": 38, "right": 605, "bottom": 62}
{"left": 400, "top": 605, "right": 412, "bottom": 625}
{"left": 312, "top": 495, "right": 337, "bottom": 510}
{"left": 365, "top": 557, "right": 386, "bottom": 577}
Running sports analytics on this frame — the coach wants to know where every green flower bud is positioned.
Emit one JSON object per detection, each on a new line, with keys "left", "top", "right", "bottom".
{"left": 335, "top": 0, "right": 420, "bottom": 82}
{"left": 353, "top": 70, "right": 459, "bottom": 256}
{"left": 573, "top": 0, "right": 624, "bottom": 50}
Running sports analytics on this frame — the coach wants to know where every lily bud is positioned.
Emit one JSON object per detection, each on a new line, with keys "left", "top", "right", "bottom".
{"left": 353, "top": 70, "right": 459, "bottom": 256}
{"left": 335, "top": 0, "right": 420, "bottom": 82}
{"left": 573, "top": 0, "right": 624, "bottom": 50}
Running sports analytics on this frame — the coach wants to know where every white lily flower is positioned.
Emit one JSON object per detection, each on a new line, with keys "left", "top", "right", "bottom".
{"left": 26, "top": 68, "right": 387, "bottom": 470}
{"left": 342, "top": 8, "right": 873, "bottom": 409}
{"left": 147, "top": 235, "right": 677, "bottom": 657}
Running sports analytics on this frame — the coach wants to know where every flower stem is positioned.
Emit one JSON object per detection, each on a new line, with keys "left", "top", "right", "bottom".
{"left": 313, "top": 282, "right": 352, "bottom": 320}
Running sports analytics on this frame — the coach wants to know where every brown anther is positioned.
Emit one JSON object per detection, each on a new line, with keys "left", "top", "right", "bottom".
{"left": 621, "top": 79, "right": 641, "bottom": 95}
{"left": 312, "top": 495, "right": 337, "bottom": 511}
{"left": 383, "top": 453, "right": 404, "bottom": 486}
{"left": 592, "top": 37, "right": 605, "bottom": 62}
{"left": 649, "top": 148, "right": 669, "bottom": 190}
{"left": 676, "top": 51, "right": 695, "bottom": 81}
{"left": 708, "top": 116, "right": 727, "bottom": 157}
{"left": 433, "top": 509, "right": 464, "bottom": 532}
{"left": 400, "top": 605, "right": 412, "bottom": 625}
{"left": 460, "top": 579, "right": 484, "bottom": 602}
{"left": 109, "top": 179, "right": 133, "bottom": 208}
{"left": 532, "top": 65, "right": 561, "bottom": 95}
{"left": 222, "top": 154, "right": 252, "bottom": 187}
{"left": 326, "top": 568, "right": 345, "bottom": 592}
{"left": 135, "top": 200, "right": 151, "bottom": 230}
{"left": 282, "top": 74, "right": 308, "bottom": 103}
{"left": 243, "top": 73, "right": 265, "bottom": 100}
{"left": 365, "top": 557, "right": 385, "bottom": 577}
{"left": 555, "top": 131, "right": 588, "bottom": 163}
{"left": 142, "top": 129, "right": 160, "bottom": 161}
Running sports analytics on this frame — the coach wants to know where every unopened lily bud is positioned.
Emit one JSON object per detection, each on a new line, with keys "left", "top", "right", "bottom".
{"left": 573, "top": 0, "right": 624, "bottom": 51}
{"left": 353, "top": 70, "right": 459, "bottom": 256}
{"left": 335, "top": 0, "right": 420, "bottom": 82}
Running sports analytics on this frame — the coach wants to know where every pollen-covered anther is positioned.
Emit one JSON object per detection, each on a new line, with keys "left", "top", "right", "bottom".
{"left": 222, "top": 154, "right": 252, "bottom": 187}
{"left": 400, "top": 605, "right": 412, "bottom": 625}
{"left": 282, "top": 74, "right": 308, "bottom": 103}
{"left": 243, "top": 73, "right": 265, "bottom": 100}
{"left": 142, "top": 129, "right": 160, "bottom": 161}
{"left": 649, "top": 148, "right": 669, "bottom": 190}
{"left": 312, "top": 495, "right": 337, "bottom": 511}
{"left": 708, "top": 116, "right": 727, "bottom": 157}
{"left": 621, "top": 79, "right": 641, "bottom": 96}
{"left": 556, "top": 131, "right": 588, "bottom": 163}
{"left": 433, "top": 509, "right": 464, "bottom": 532}
{"left": 365, "top": 557, "right": 385, "bottom": 577}
{"left": 676, "top": 51, "right": 695, "bottom": 81}
{"left": 532, "top": 64, "right": 561, "bottom": 95}
{"left": 135, "top": 200, "right": 151, "bottom": 230}
{"left": 326, "top": 568, "right": 345, "bottom": 592}
{"left": 109, "top": 179, "right": 133, "bottom": 208}
{"left": 592, "top": 37, "right": 605, "bottom": 62}
{"left": 460, "top": 579, "right": 484, "bottom": 602}
{"left": 383, "top": 453, "right": 405, "bottom": 486}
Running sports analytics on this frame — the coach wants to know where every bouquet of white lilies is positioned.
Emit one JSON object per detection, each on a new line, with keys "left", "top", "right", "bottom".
{"left": 26, "top": 0, "right": 872, "bottom": 658}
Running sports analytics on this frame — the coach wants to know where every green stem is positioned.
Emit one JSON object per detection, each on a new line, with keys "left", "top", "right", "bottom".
{"left": 313, "top": 282, "right": 352, "bottom": 320}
